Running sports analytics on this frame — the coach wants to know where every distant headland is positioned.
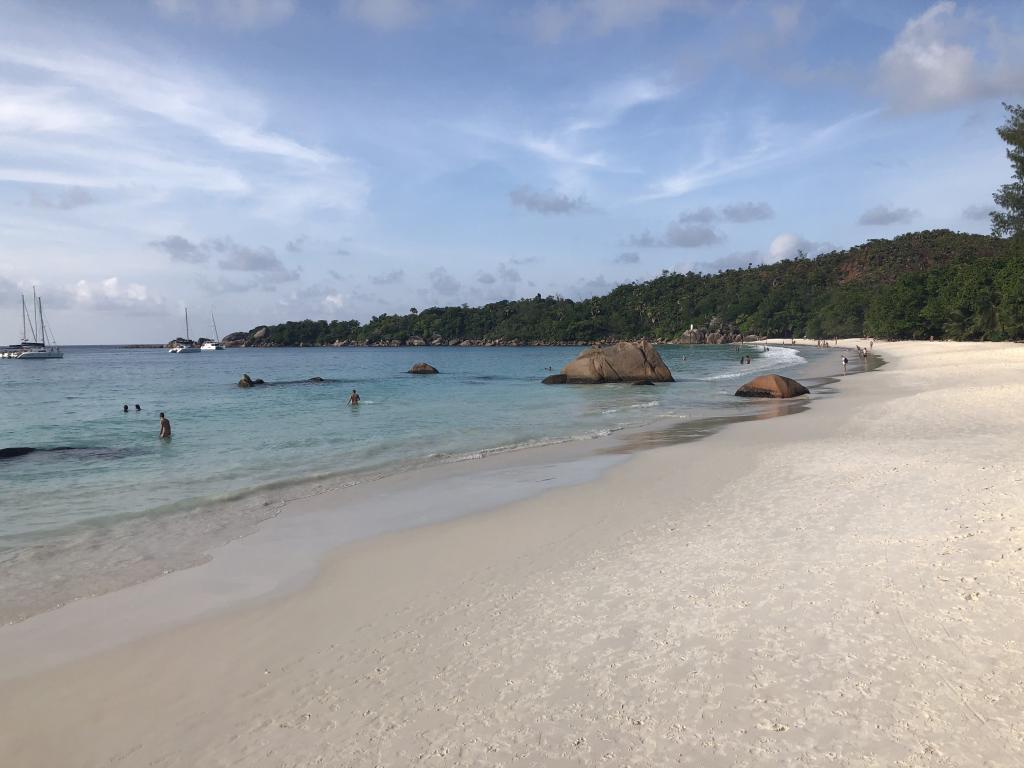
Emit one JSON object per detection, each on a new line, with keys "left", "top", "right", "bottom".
{"left": 185, "top": 231, "right": 1020, "bottom": 349}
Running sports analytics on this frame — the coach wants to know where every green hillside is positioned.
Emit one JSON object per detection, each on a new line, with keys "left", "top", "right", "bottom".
{"left": 234, "top": 230, "right": 1023, "bottom": 346}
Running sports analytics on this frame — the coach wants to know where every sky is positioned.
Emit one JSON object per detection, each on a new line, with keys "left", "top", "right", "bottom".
{"left": 1, "top": 0, "right": 1023, "bottom": 343}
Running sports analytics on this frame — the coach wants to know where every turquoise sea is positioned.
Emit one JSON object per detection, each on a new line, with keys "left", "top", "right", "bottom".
{"left": 0, "top": 343, "right": 820, "bottom": 622}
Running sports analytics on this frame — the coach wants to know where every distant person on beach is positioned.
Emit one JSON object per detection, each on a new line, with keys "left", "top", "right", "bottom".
{"left": 348, "top": 389, "right": 360, "bottom": 405}
{"left": 123, "top": 404, "right": 128, "bottom": 413}
{"left": 159, "top": 412, "right": 171, "bottom": 438}
{"left": 842, "top": 356, "right": 849, "bottom": 374}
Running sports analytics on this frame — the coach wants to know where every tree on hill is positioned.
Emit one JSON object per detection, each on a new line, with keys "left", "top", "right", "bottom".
{"left": 992, "top": 102, "right": 1024, "bottom": 239}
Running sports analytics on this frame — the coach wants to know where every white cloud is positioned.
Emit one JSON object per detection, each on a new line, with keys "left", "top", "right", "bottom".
{"left": 876, "top": 1, "right": 1024, "bottom": 112}
{"left": 152, "top": 0, "right": 297, "bottom": 28}
{"left": 72, "top": 277, "right": 163, "bottom": 311}
{"left": 767, "top": 233, "right": 831, "bottom": 261}
{"left": 615, "top": 252, "right": 639, "bottom": 264}
{"left": 878, "top": 2, "right": 976, "bottom": 111}
{"left": 341, "top": 0, "right": 422, "bottom": 29}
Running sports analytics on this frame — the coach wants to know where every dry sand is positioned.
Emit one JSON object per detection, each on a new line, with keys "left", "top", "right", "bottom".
{"left": 1, "top": 341, "right": 1023, "bottom": 767}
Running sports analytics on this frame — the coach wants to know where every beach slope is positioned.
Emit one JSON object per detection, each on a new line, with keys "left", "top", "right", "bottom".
{"left": 1, "top": 341, "right": 1022, "bottom": 766}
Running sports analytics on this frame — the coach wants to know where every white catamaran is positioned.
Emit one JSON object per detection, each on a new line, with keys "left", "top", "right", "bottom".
{"left": 168, "top": 307, "right": 200, "bottom": 353}
{"left": 201, "top": 311, "right": 224, "bottom": 350}
{"left": 1, "top": 289, "right": 63, "bottom": 360}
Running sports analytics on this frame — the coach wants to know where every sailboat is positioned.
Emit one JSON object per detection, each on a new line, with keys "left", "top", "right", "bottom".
{"left": 201, "top": 311, "right": 224, "bottom": 350}
{"left": 169, "top": 307, "right": 200, "bottom": 353}
{"left": 2, "top": 290, "right": 63, "bottom": 359}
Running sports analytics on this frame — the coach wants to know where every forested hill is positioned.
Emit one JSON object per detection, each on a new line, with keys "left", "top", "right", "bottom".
{"left": 229, "top": 230, "right": 1024, "bottom": 347}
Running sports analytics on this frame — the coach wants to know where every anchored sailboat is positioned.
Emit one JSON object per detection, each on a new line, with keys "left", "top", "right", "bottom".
{"left": 2, "top": 289, "right": 63, "bottom": 359}
{"left": 201, "top": 311, "right": 224, "bottom": 350}
{"left": 169, "top": 307, "right": 200, "bottom": 353}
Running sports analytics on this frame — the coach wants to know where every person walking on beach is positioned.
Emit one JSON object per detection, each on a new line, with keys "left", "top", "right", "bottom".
{"left": 348, "top": 389, "right": 360, "bottom": 405}
{"left": 159, "top": 412, "right": 172, "bottom": 438}
{"left": 842, "top": 356, "right": 849, "bottom": 375}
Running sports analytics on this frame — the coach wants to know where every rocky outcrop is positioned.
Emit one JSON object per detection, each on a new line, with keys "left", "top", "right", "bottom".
{"left": 408, "top": 362, "right": 439, "bottom": 374}
{"left": 238, "top": 373, "right": 266, "bottom": 388}
{"left": 735, "top": 374, "right": 809, "bottom": 399}
{"left": 555, "top": 341, "right": 674, "bottom": 384}
{"left": 542, "top": 374, "right": 568, "bottom": 385}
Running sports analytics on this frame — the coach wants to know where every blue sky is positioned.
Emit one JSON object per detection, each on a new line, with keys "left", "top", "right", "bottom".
{"left": 1, "top": 0, "right": 1022, "bottom": 343}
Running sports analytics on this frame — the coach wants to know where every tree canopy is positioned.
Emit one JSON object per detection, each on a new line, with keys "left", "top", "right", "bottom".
{"left": 236, "top": 230, "right": 1022, "bottom": 346}
{"left": 992, "top": 103, "right": 1024, "bottom": 239}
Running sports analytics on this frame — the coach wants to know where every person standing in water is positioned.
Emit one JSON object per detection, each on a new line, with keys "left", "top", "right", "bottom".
{"left": 159, "top": 412, "right": 172, "bottom": 438}
{"left": 123, "top": 404, "right": 128, "bottom": 413}
{"left": 348, "top": 389, "right": 361, "bottom": 405}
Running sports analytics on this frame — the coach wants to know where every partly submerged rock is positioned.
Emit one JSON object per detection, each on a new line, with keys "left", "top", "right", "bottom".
{"left": 560, "top": 341, "right": 674, "bottom": 384}
{"left": 542, "top": 373, "right": 568, "bottom": 385}
{"left": 0, "top": 447, "right": 35, "bottom": 460}
{"left": 633, "top": 379, "right": 656, "bottom": 386}
{"left": 307, "top": 376, "right": 325, "bottom": 383}
{"left": 238, "top": 373, "right": 266, "bottom": 388}
{"left": 735, "top": 374, "right": 809, "bottom": 399}
{"left": 408, "top": 362, "right": 439, "bottom": 374}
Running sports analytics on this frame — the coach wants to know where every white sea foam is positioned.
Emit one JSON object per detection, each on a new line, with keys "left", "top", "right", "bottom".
{"left": 705, "top": 345, "right": 804, "bottom": 380}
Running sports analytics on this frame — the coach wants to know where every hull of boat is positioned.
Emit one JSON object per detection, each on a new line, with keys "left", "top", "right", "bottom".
{"left": 169, "top": 347, "right": 200, "bottom": 353}
{"left": 15, "top": 349, "right": 63, "bottom": 359}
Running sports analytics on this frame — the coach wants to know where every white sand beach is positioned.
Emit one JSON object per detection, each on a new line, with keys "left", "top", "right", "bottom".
{"left": 2, "top": 341, "right": 1023, "bottom": 766}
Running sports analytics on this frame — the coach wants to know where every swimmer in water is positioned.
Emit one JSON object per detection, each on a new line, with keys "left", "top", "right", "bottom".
{"left": 348, "top": 389, "right": 361, "bottom": 405}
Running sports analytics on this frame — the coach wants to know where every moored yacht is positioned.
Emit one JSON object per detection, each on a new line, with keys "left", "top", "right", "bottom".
{"left": 169, "top": 308, "right": 201, "bottom": 353}
{"left": 3, "top": 291, "right": 63, "bottom": 359}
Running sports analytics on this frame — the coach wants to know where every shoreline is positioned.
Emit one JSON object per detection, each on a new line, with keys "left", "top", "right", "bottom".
{"left": 4, "top": 341, "right": 1022, "bottom": 765}
{"left": 0, "top": 342, "right": 838, "bottom": 629}
{"left": 0, "top": 344, "right": 848, "bottom": 672}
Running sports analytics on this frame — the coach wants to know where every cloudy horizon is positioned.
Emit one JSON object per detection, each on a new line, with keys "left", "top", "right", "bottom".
{"left": 1, "top": 0, "right": 1022, "bottom": 343}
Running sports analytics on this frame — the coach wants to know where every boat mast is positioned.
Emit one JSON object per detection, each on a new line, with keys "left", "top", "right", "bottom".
{"left": 39, "top": 297, "right": 46, "bottom": 346}
{"left": 32, "top": 287, "right": 39, "bottom": 343}
{"left": 185, "top": 307, "right": 191, "bottom": 343}
{"left": 21, "top": 294, "right": 27, "bottom": 343}
{"left": 212, "top": 311, "right": 219, "bottom": 342}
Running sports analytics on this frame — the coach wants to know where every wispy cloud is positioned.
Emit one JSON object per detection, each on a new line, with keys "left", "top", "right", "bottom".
{"left": 0, "top": 24, "right": 367, "bottom": 213}
{"left": 643, "top": 110, "right": 877, "bottom": 199}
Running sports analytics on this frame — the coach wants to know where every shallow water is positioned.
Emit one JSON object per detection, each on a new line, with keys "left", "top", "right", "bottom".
{"left": 0, "top": 342, "right": 821, "bottom": 622}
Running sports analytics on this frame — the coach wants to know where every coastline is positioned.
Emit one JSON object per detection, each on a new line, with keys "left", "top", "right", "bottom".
{"left": 0, "top": 342, "right": 829, "bottom": 628}
{"left": 16, "top": 342, "right": 1024, "bottom": 765}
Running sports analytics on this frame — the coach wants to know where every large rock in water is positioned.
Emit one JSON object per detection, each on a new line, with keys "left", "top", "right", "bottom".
{"left": 735, "top": 374, "right": 809, "bottom": 399}
{"left": 559, "top": 341, "right": 674, "bottom": 384}
{"left": 238, "top": 373, "right": 266, "bottom": 388}
{"left": 408, "top": 362, "right": 439, "bottom": 374}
